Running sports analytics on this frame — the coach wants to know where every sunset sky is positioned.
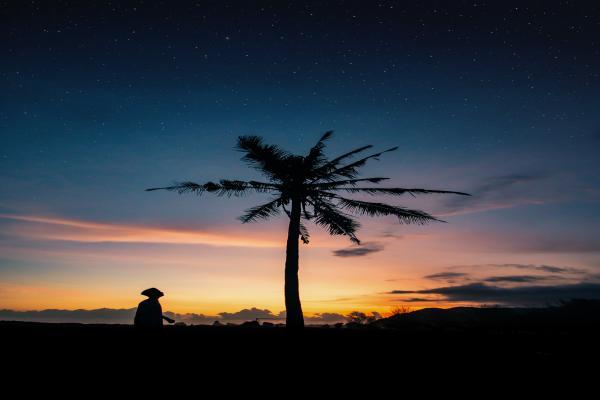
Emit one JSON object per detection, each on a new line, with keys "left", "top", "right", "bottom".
{"left": 1, "top": 1, "right": 599, "bottom": 320}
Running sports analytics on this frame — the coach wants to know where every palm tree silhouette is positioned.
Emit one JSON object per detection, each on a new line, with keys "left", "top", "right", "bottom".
{"left": 147, "top": 132, "right": 469, "bottom": 329}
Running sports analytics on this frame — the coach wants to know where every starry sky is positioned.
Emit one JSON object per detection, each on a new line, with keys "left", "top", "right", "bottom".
{"left": 1, "top": 1, "right": 599, "bottom": 319}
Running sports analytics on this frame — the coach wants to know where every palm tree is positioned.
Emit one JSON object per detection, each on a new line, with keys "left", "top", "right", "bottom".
{"left": 147, "top": 132, "right": 469, "bottom": 329}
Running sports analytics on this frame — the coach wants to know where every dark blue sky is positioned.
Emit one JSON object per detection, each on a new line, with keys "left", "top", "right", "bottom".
{"left": 1, "top": 1, "right": 599, "bottom": 313}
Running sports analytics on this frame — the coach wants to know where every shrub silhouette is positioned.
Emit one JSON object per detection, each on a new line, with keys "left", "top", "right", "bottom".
{"left": 389, "top": 305, "right": 412, "bottom": 317}
{"left": 346, "top": 311, "right": 382, "bottom": 325}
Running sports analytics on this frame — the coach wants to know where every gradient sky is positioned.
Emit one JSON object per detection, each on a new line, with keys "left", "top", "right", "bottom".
{"left": 1, "top": 1, "right": 600, "bottom": 318}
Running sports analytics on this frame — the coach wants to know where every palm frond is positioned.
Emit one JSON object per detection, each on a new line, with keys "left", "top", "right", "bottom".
{"left": 335, "top": 197, "right": 443, "bottom": 224}
{"left": 145, "top": 180, "right": 278, "bottom": 197}
{"left": 217, "top": 180, "right": 277, "bottom": 196}
{"left": 301, "top": 201, "right": 313, "bottom": 220}
{"left": 311, "top": 198, "right": 360, "bottom": 244}
{"left": 239, "top": 197, "right": 282, "bottom": 223}
{"left": 310, "top": 177, "right": 390, "bottom": 190}
{"left": 331, "top": 187, "right": 471, "bottom": 196}
{"left": 236, "top": 135, "right": 290, "bottom": 181}
{"left": 145, "top": 181, "right": 213, "bottom": 195}
{"left": 322, "top": 146, "right": 399, "bottom": 180}
{"left": 309, "top": 144, "right": 374, "bottom": 180}
{"left": 305, "top": 131, "right": 333, "bottom": 165}
{"left": 299, "top": 222, "right": 310, "bottom": 244}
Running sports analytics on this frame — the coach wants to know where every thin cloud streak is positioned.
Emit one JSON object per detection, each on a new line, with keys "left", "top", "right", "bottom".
{"left": 424, "top": 272, "right": 469, "bottom": 281}
{"left": 436, "top": 173, "right": 551, "bottom": 216}
{"left": 0, "top": 213, "right": 281, "bottom": 248}
{"left": 387, "top": 282, "right": 600, "bottom": 306}
{"left": 448, "top": 263, "right": 588, "bottom": 275}
{"left": 483, "top": 275, "right": 554, "bottom": 283}
{"left": 332, "top": 242, "right": 384, "bottom": 257}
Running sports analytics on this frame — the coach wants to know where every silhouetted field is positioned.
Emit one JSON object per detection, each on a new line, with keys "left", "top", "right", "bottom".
{"left": 3, "top": 301, "right": 599, "bottom": 373}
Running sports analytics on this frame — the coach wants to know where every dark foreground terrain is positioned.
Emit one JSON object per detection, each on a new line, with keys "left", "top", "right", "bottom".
{"left": 2, "top": 319, "right": 597, "bottom": 374}
{"left": 3, "top": 301, "right": 599, "bottom": 378}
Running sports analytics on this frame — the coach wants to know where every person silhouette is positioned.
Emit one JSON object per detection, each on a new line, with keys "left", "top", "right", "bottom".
{"left": 134, "top": 288, "right": 175, "bottom": 328}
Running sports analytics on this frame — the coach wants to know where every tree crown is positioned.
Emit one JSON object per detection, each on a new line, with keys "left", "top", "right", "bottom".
{"left": 147, "top": 131, "right": 469, "bottom": 244}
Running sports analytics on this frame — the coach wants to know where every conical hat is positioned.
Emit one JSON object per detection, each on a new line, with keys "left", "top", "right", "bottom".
{"left": 141, "top": 287, "right": 164, "bottom": 298}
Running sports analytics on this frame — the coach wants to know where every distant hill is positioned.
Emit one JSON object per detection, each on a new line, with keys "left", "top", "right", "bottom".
{"left": 373, "top": 299, "right": 600, "bottom": 330}
{"left": 0, "top": 308, "right": 137, "bottom": 324}
{"left": 0, "top": 308, "right": 217, "bottom": 325}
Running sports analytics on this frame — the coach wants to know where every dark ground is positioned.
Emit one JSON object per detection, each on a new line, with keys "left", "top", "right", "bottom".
{"left": 2, "top": 319, "right": 598, "bottom": 364}
{"left": 2, "top": 323, "right": 598, "bottom": 393}
{"left": 3, "top": 303, "right": 599, "bottom": 382}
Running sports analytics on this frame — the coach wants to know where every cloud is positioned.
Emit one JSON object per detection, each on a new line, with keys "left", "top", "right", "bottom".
{"left": 496, "top": 263, "right": 587, "bottom": 275}
{"left": 401, "top": 298, "right": 439, "bottom": 303}
{"left": 0, "top": 213, "right": 280, "bottom": 248}
{"left": 304, "top": 312, "right": 346, "bottom": 324}
{"left": 506, "top": 237, "right": 600, "bottom": 254}
{"left": 378, "top": 230, "right": 403, "bottom": 240}
{"left": 218, "top": 307, "right": 278, "bottom": 320}
{"left": 163, "top": 312, "right": 219, "bottom": 324}
{"left": 483, "top": 275, "right": 550, "bottom": 283}
{"left": 424, "top": 272, "right": 469, "bottom": 282}
{"left": 333, "top": 242, "right": 384, "bottom": 257}
{"left": 437, "top": 173, "right": 551, "bottom": 216}
{"left": 453, "top": 232, "right": 600, "bottom": 254}
{"left": 536, "top": 265, "right": 579, "bottom": 273}
{"left": 387, "top": 282, "right": 600, "bottom": 306}
{"left": 451, "top": 263, "right": 587, "bottom": 275}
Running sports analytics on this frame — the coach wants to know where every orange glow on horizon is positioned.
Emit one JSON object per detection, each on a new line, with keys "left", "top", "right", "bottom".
{"left": 1, "top": 213, "right": 584, "bottom": 317}
{"left": 0, "top": 281, "right": 459, "bottom": 316}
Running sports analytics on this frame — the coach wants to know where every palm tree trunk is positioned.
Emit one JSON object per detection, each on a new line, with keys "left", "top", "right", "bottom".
{"left": 284, "top": 198, "right": 304, "bottom": 329}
